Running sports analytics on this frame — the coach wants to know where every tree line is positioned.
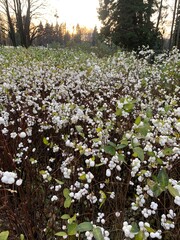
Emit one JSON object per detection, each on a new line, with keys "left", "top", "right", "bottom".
{"left": 0, "top": 0, "right": 98, "bottom": 47}
{"left": 98, "top": 0, "right": 180, "bottom": 50}
{"left": 0, "top": 0, "right": 180, "bottom": 50}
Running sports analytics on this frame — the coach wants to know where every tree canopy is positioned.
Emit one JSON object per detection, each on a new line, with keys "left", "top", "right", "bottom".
{"left": 98, "top": 0, "right": 162, "bottom": 50}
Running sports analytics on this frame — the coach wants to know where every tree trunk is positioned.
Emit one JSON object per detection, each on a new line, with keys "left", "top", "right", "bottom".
{"left": 175, "top": 0, "right": 180, "bottom": 48}
{"left": 5, "top": 0, "right": 17, "bottom": 46}
{"left": 156, "top": 0, "right": 163, "bottom": 32}
{"left": 169, "top": 0, "right": 178, "bottom": 50}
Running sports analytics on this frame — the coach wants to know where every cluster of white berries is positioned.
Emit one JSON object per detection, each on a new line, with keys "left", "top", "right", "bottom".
{"left": 122, "top": 222, "right": 136, "bottom": 239}
{"left": 87, "top": 193, "right": 98, "bottom": 203}
{"left": 73, "top": 188, "right": 88, "bottom": 201}
{"left": 65, "top": 139, "right": 74, "bottom": 148}
{"left": 174, "top": 196, "right": 180, "bottom": 206}
{"left": 106, "top": 169, "right": 111, "bottom": 177}
{"left": 41, "top": 170, "right": 51, "bottom": 182}
{"left": 150, "top": 230, "right": 162, "bottom": 239}
{"left": 108, "top": 154, "right": 121, "bottom": 171}
{"left": 86, "top": 172, "right": 94, "bottom": 183}
{"left": 85, "top": 231, "right": 94, "bottom": 240}
{"left": 85, "top": 227, "right": 109, "bottom": 240}
{"left": 85, "top": 158, "right": 95, "bottom": 167}
{"left": 10, "top": 131, "right": 26, "bottom": 139}
{"left": 61, "top": 167, "right": 71, "bottom": 179}
{"left": 97, "top": 212, "right": 105, "bottom": 224}
{"left": 142, "top": 205, "right": 157, "bottom": 218}
{"left": 53, "top": 145, "right": 59, "bottom": 153}
{"left": 0, "top": 117, "right": 5, "bottom": 125}
{"left": 138, "top": 222, "right": 150, "bottom": 239}
{"left": 160, "top": 209, "right": 176, "bottom": 232}
{"left": 150, "top": 201, "right": 158, "bottom": 210}
{"left": 0, "top": 171, "right": 22, "bottom": 186}
{"left": 51, "top": 195, "right": 58, "bottom": 202}
{"left": 131, "top": 158, "right": 141, "bottom": 177}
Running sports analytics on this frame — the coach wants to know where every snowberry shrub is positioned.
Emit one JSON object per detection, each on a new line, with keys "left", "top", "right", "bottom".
{"left": 0, "top": 47, "right": 179, "bottom": 239}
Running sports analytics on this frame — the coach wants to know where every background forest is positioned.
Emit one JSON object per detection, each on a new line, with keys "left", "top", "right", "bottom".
{"left": 0, "top": 0, "right": 180, "bottom": 51}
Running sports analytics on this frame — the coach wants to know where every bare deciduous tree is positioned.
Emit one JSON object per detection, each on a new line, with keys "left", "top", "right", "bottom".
{"left": 0, "top": 0, "right": 46, "bottom": 47}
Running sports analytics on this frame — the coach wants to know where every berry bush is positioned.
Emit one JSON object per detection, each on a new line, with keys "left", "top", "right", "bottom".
{"left": 0, "top": 47, "right": 179, "bottom": 240}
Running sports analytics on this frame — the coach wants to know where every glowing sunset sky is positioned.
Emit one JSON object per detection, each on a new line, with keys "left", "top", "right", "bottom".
{"left": 48, "top": 0, "right": 101, "bottom": 30}
{"left": 46, "top": 0, "right": 175, "bottom": 33}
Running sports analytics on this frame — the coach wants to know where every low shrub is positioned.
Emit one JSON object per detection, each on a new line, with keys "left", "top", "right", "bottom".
{"left": 0, "top": 47, "right": 179, "bottom": 239}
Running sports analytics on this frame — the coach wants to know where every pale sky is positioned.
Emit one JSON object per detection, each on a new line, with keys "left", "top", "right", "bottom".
{"left": 45, "top": 0, "right": 175, "bottom": 33}
{"left": 47, "top": 0, "right": 101, "bottom": 30}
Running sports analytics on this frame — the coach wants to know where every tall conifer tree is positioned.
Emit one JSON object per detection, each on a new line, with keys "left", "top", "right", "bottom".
{"left": 98, "top": 0, "right": 162, "bottom": 50}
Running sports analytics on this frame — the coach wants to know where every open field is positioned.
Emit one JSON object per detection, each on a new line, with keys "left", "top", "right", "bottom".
{"left": 0, "top": 47, "right": 180, "bottom": 240}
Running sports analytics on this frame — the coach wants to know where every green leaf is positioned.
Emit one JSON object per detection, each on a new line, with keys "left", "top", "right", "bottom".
{"left": 68, "top": 214, "right": 77, "bottom": 224}
{"left": 121, "top": 139, "right": 129, "bottom": 146}
{"left": 147, "top": 179, "right": 155, "bottom": 189}
{"left": 92, "top": 138, "right": 100, "bottom": 143}
{"left": 64, "top": 196, "right": 72, "bottom": 208}
{"left": 164, "top": 104, "right": 171, "bottom": 113}
{"left": 67, "top": 223, "right": 77, "bottom": 236}
{"left": 0, "top": 231, "right": 9, "bottom": 240}
{"left": 145, "top": 226, "right": 155, "bottom": 233}
{"left": 123, "top": 103, "right": 134, "bottom": 112}
{"left": 95, "top": 163, "right": 104, "bottom": 167}
{"left": 147, "top": 152, "right": 155, "bottom": 157}
{"left": 168, "top": 184, "right": 180, "bottom": 197}
{"left": 108, "top": 142, "right": 117, "bottom": 148}
{"left": 157, "top": 168, "right": 169, "bottom": 189}
{"left": 96, "top": 127, "right": 102, "bottom": 133}
{"left": 75, "top": 125, "right": 83, "bottom": 133}
{"left": 63, "top": 188, "right": 70, "bottom": 198}
{"left": 61, "top": 214, "right": 70, "bottom": 220}
{"left": 77, "top": 222, "right": 93, "bottom": 233}
{"left": 116, "top": 144, "right": 127, "bottom": 149}
{"left": 133, "top": 147, "right": 144, "bottom": 161}
{"left": 131, "top": 223, "right": 139, "bottom": 234}
{"left": 146, "top": 108, "right": 153, "bottom": 118}
{"left": 135, "top": 230, "right": 144, "bottom": 240}
{"left": 135, "top": 116, "right": 141, "bottom": 125}
{"left": 79, "top": 173, "right": 86, "bottom": 181}
{"left": 138, "top": 126, "right": 149, "bottom": 136}
{"left": 163, "top": 148, "right": 173, "bottom": 156}
{"left": 43, "top": 137, "right": 49, "bottom": 145}
{"left": 55, "top": 179, "right": 64, "bottom": 185}
{"left": 55, "top": 231, "right": 67, "bottom": 237}
{"left": 156, "top": 158, "right": 163, "bottom": 165}
{"left": 152, "top": 183, "right": 163, "bottom": 197}
{"left": 20, "top": 234, "right": 25, "bottom": 240}
{"left": 99, "top": 190, "right": 107, "bottom": 208}
{"left": 93, "top": 227, "right": 104, "bottom": 240}
{"left": 116, "top": 108, "right": 122, "bottom": 116}
{"left": 118, "top": 154, "right": 125, "bottom": 162}
{"left": 104, "top": 145, "right": 116, "bottom": 156}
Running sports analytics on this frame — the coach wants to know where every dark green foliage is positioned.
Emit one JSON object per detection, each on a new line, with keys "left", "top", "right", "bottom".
{"left": 98, "top": 0, "right": 162, "bottom": 50}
